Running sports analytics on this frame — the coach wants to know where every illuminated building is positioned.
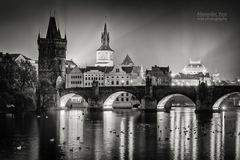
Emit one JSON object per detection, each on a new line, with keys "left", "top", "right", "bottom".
{"left": 212, "top": 73, "right": 221, "bottom": 85}
{"left": 172, "top": 59, "right": 211, "bottom": 86}
{"left": 182, "top": 59, "right": 207, "bottom": 75}
{"left": 65, "top": 66, "right": 84, "bottom": 88}
{"left": 83, "top": 66, "right": 108, "bottom": 87}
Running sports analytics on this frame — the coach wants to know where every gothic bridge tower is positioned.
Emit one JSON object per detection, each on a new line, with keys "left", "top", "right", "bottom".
{"left": 38, "top": 16, "right": 67, "bottom": 87}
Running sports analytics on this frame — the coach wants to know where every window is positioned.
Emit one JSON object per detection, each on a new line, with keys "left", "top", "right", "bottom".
{"left": 126, "top": 98, "right": 129, "bottom": 101}
{"left": 116, "top": 81, "right": 119, "bottom": 85}
{"left": 121, "top": 93, "right": 124, "bottom": 96}
{"left": 126, "top": 93, "right": 129, "bottom": 96}
{"left": 111, "top": 81, "right": 114, "bottom": 85}
{"left": 116, "top": 98, "right": 119, "bottom": 101}
{"left": 126, "top": 81, "right": 129, "bottom": 85}
{"left": 121, "top": 98, "right": 124, "bottom": 101}
{"left": 116, "top": 68, "right": 119, "bottom": 72}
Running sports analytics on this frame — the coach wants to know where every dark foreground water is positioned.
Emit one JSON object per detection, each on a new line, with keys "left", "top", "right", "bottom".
{"left": 0, "top": 107, "right": 240, "bottom": 160}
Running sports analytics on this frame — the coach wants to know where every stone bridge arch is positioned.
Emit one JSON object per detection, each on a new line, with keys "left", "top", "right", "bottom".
{"left": 212, "top": 92, "right": 240, "bottom": 111}
{"left": 211, "top": 86, "right": 240, "bottom": 111}
{"left": 59, "top": 93, "right": 88, "bottom": 108}
{"left": 100, "top": 89, "right": 143, "bottom": 110}
{"left": 157, "top": 93, "right": 196, "bottom": 110}
{"left": 153, "top": 86, "right": 197, "bottom": 111}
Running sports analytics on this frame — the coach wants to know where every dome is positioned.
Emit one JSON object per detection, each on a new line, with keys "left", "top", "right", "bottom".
{"left": 182, "top": 60, "right": 208, "bottom": 75}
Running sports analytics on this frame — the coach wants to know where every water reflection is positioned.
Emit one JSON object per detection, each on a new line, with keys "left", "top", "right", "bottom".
{"left": 1, "top": 107, "right": 240, "bottom": 160}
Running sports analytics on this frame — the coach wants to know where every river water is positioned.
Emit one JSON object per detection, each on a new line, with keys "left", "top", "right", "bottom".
{"left": 0, "top": 107, "right": 240, "bottom": 160}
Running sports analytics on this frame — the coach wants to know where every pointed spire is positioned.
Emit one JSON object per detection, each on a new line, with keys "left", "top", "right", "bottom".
{"left": 104, "top": 16, "right": 107, "bottom": 33}
{"left": 98, "top": 16, "right": 113, "bottom": 51}
{"left": 64, "top": 33, "right": 67, "bottom": 40}
{"left": 57, "top": 28, "right": 61, "bottom": 38}
{"left": 46, "top": 16, "right": 61, "bottom": 39}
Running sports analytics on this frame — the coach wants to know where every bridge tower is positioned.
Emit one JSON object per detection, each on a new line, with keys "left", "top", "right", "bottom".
{"left": 37, "top": 16, "right": 67, "bottom": 108}
{"left": 38, "top": 16, "right": 67, "bottom": 86}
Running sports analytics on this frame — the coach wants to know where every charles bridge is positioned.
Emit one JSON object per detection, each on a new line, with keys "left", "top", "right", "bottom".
{"left": 57, "top": 80, "right": 240, "bottom": 112}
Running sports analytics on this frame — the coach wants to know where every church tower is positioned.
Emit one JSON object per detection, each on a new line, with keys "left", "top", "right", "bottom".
{"left": 95, "top": 20, "right": 114, "bottom": 67}
{"left": 38, "top": 16, "right": 67, "bottom": 86}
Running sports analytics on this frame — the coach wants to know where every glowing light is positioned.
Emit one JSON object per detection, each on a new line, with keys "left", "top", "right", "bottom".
{"left": 171, "top": 73, "right": 176, "bottom": 78}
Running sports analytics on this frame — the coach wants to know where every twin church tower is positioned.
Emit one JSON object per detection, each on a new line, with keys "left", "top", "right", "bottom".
{"left": 38, "top": 16, "right": 114, "bottom": 85}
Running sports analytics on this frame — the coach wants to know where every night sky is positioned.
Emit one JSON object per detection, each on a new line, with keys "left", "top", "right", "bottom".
{"left": 0, "top": 0, "right": 239, "bottom": 80}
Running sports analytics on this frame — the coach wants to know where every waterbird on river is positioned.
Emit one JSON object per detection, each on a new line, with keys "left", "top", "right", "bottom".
{"left": 17, "top": 146, "right": 22, "bottom": 150}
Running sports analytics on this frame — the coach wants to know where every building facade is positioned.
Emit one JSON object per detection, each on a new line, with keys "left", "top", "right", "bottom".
{"left": 65, "top": 66, "right": 84, "bottom": 88}
{"left": 146, "top": 65, "right": 171, "bottom": 86}
{"left": 38, "top": 16, "right": 67, "bottom": 86}
{"left": 83, "top": 67, "right": 106, "bottom": 87}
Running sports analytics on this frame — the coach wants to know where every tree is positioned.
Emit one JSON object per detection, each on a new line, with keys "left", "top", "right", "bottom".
{"left": 0, "top": 60, "right": 17, "bottom": 86}
{"left": 37, "top": 78, "right": 55, "bottom": 111}
{"left": 15, "top": 60, "right": 37, "bottom": 91}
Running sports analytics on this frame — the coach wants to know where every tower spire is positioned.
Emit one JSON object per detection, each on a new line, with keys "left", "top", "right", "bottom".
{"left": 104, "top": 16, "right": 107, "bottom": 33}
{"left": 98, "top": 16, "right": 112, "bottom": 50}
{"left": 46, "top": 16, "right": 62, "bottom": 39}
